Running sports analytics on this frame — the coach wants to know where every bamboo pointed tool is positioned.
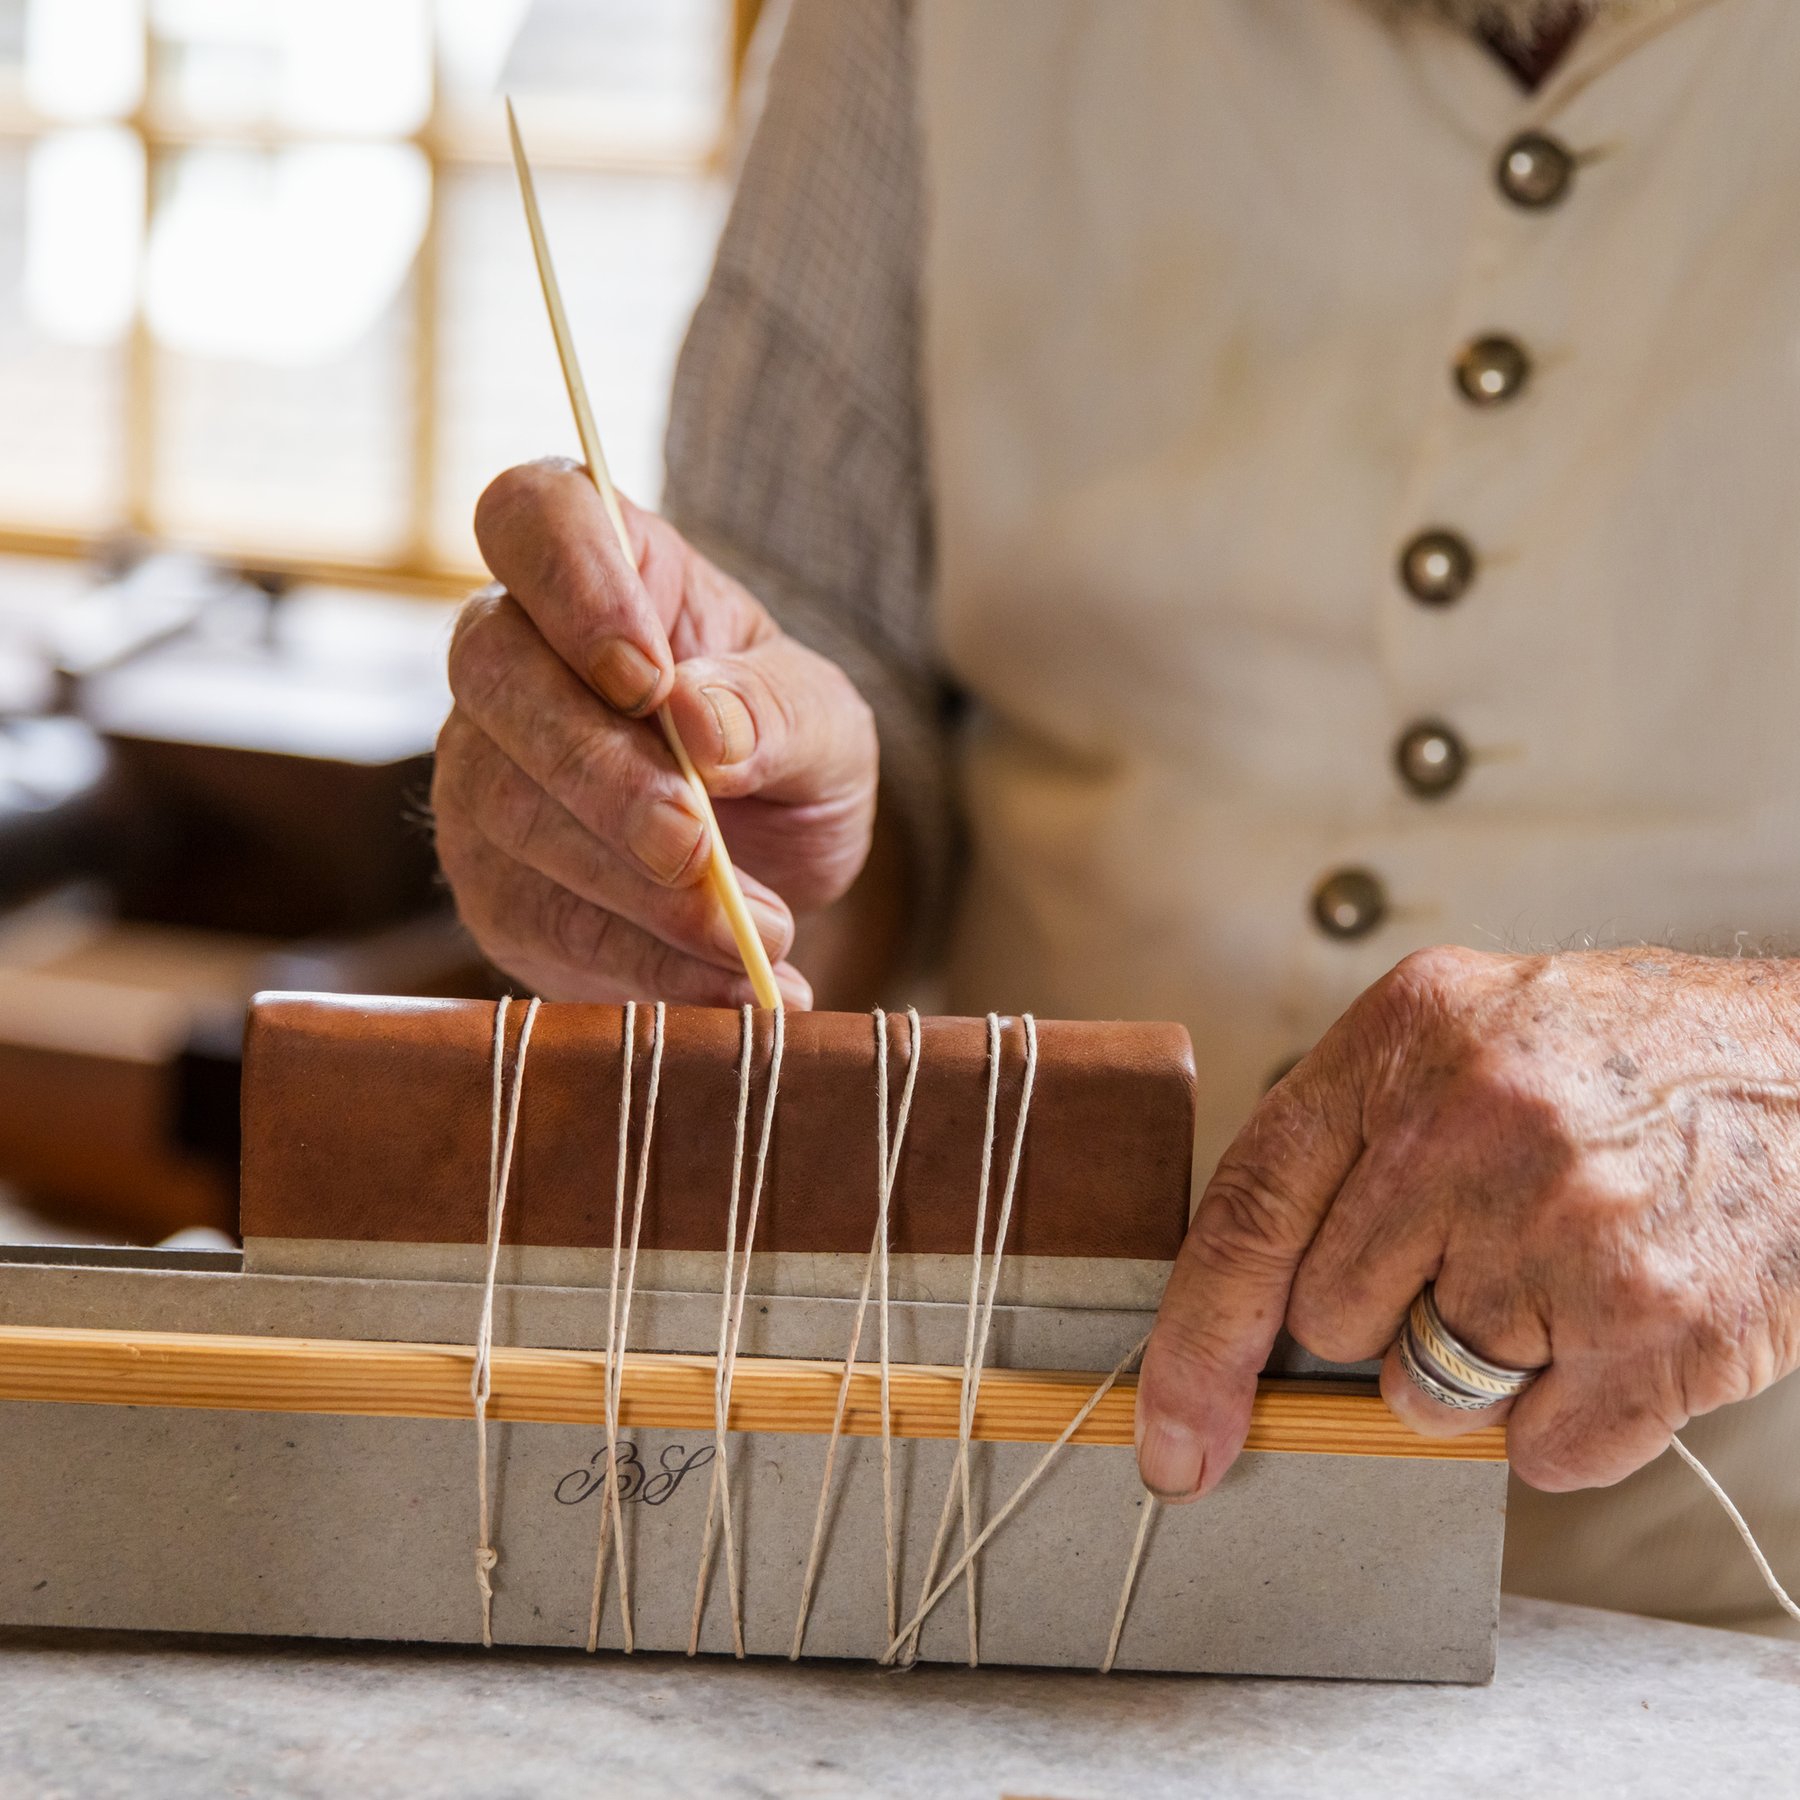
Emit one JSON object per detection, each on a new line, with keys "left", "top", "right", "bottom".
{"left": 505, "top": 98, "right": 782, "bottom": 1011}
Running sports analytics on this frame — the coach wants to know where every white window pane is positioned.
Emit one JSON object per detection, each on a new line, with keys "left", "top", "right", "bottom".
{"left": 146, "top": 145, "right": 416, "bottom": 560}
{"left": 25, "top": 127, "right": 143, "bottom": 345}
{"left": 150, "top": 299, "right": 415, "bottom": 561}
{"left": 0, "top": 143, "right": 126, "bottom": 531}
{"left": 443, "top": 0, "right": 732, "bottom": 163}
{"left": 432, "top": 164, "right": 724, "bottom": 570}
{"left": 433, "top": 0, "right": 529, "bottom": 108}
{"left": 144, "top": 143, "right": 427, "bottom": 362}
{"left": 0, "top": 4, "right": 739, "bottom": 575}
{"left": 149, "top": 0, "right": 430, "bottom": 136}
{"left": 502, "top": 0, "right": 729, "bottom": 112}
{"left": 25, "top": 0, "right": 145, "bottom": 122}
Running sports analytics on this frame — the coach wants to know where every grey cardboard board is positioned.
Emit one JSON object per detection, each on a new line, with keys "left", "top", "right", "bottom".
{"left": 0, "top": 1250, "right": 1378, "bottom": 1377}
{"left": 0, "top": 1405, "right": 1501, "bottom": 1680}
{"left": 243, "top": 1237, "right": 1174, "bottom": 1312}
{"left": 0, "top": 1257, "right": 1154, "bottom": 1371}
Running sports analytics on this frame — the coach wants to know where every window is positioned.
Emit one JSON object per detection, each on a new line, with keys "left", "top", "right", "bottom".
{"left": 0, "top": 0, "right": 755, "bottom": 591}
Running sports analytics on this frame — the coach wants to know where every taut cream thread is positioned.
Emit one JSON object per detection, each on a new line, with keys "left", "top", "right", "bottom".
{"left": 585, "top": 999, "right": 635, "bottom": 1652}
{"left": 877, "top": 1331, "right": 1152, "bottom": 1667}
{"left": 1101, "top": 1492, "right": 1158, "bottom": 1674}
{"left": 471, "top": 993, "right": 541, "bottom": 1648}
{"left": 873, "top": 1007, "right": 907, "bottom": 1645}
{"left": 687, "top": 1005, "right": 754, "bottom": 1656}
{"left": 586, "top": 999, "right": 667, "bottom": 1654}
{"left": 901, "top": 1013, "right": 1039, "bottom": 1666}
{"left": 789, "top": 1006, "right": 922, "bottom": 1660}
{"left": 689, "top": 1003, "right": 786, "bottom": 1656}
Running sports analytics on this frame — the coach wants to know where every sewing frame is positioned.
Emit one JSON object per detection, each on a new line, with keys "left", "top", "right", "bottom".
{"left": 0, "top": 1241, "right": 1508, "bottom": 1682}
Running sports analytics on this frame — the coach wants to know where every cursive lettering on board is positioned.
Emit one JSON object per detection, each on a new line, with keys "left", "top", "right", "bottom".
{"left": 553, "top": 1440, "right": 714, "bottom": 1508}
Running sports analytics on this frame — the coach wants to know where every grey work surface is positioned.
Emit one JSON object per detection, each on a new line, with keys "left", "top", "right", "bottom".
{"left": 0, "top": 1599, "right": 1795, "bottom": 1800}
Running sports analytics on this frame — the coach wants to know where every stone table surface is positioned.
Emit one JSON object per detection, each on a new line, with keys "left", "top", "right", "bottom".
{"left": 2, "top": 1596, "right": 1796, "bottom": 1799}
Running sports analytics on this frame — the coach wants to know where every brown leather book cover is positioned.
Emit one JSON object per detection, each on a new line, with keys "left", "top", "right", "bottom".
{"left": 239, "top": 996, "right": 1195, "bottom": 1261}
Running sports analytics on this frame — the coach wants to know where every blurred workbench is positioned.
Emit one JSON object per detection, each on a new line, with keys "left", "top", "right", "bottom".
{"left": 0, "top": 550, "right": 492, "bottom": 1242}
{"left": 0, "top": 1599, "right": 1794, "bottom": 1798}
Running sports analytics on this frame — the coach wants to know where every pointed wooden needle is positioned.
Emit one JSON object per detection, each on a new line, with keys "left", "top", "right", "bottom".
{"left": 505, "top": 98, "right": 782, "bottom": 1011}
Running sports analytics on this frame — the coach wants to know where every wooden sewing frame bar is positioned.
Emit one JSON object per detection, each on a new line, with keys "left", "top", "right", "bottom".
{"left": 0, "top": 1323, "right": 1500, "bottom": 1457}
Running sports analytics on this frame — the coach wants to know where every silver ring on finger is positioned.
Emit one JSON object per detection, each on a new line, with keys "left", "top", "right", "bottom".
{"left": 1399, "top": 1282, "right": 1544, "bottom": 1411}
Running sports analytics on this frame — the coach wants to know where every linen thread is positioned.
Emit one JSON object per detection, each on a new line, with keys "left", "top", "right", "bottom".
{"left": 689, "top": 1003, "right": 786, "bottom": 1656}
{"left": 1670, "top": 1435, "right": 1800, "bottom": 1627}
{"left": 686, "top": 1006, "right": 755, "bottom": 1655}
{"left": 1101, "top": 1492, "right": 1158, "bottom": 1674}
{"left": 874, "top": 1007, "right": 903, "bottom": 1645}
{"left": 901, "top": 1013, "right": 1038, "bottom": 1666}
{"left": 585, "top": 999, "right": 667, "bottom": 1654}
{"left": 877, "top": 1331, "right": 1152, "bottom": 1666}
{"left": 789, "top": 1006, "right": 922, "bottom": 1660}
{"left": 470, "top": 993, "right": 541, "bottom": 1649}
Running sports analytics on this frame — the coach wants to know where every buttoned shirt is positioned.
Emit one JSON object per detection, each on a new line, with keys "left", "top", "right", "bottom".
{"left": 663, "top": 0, "right": 1800, "bottom": 1632}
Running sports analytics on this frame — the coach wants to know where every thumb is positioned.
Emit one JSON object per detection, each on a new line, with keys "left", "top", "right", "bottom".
{"left": 1135, "top": 1040, "right": 1366, "bottom": 1500}
{"left": 666, "top": 632, "right": 877, "bottom": 807}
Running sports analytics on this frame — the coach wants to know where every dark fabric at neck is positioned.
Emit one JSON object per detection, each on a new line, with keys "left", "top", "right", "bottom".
{"left": 1480, "top": 6, "right": 1589, "bottom": 89}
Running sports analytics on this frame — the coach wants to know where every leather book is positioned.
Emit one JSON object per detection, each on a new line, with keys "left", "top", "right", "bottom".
{"left": 240, "top": 995, "right": 1196, "bottom": 1263}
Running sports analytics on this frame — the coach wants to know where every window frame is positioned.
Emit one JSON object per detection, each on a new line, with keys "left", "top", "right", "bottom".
{"left": 0, "top": 0, "right": 760, "bottom": 598}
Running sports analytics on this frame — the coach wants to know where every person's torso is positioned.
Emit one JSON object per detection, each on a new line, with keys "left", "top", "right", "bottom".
{"left": 914, "top": 0, "right": 1800, "bottom": 1629}
{"left": 918, "top": 0, "right": 1800, "bottom": 1160}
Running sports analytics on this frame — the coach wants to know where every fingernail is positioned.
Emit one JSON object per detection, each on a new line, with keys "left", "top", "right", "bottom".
{"left": 728, "top": 968, "right": 811, "bottom": 1010}
{"left": 775, "top": 967, "right": 814, "bottom": 1010}
{"left": 633, "top": 799, "right": 706, "bottom": 884}
{"left": 744, "top": 894, "right": 792, "bottom": 958}
{"left": 1135, "top": 1413, "right": 1206, "bottom": 1502}
{"left": 593, "top": 639, "right": 662, "bottom": 715}
{"left": 701, "top": 685, "right": 756, "bottom": 765}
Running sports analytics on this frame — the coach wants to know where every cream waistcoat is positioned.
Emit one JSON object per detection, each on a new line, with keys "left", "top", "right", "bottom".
{"left": 915, "top": 0, "right": 1800, "bottom": 1629}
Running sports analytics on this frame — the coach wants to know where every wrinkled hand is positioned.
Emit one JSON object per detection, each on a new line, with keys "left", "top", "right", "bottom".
{"left": 1135, "top": 946, "right": 1800, "bottom": 1498}
{"left": 434, "top": 458, "right": 878, "bottom": 1004}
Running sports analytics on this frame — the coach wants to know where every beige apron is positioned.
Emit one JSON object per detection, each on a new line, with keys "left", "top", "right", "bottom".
{"left": 914, "top": 0, "right": 1800, "bottom": 1630}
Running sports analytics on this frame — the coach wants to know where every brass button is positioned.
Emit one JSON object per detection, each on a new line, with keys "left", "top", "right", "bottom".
{"left": 1496, "top": 131, "right": 1575, "bottom": 209}
{"left": 1395, "top": 720, "right": 1468, "bottom": 798}
{"left": 1398, "top": 529, "right": 1476, "bottom": 607}
{"left": 1454, "top": 334, "right": 1531, "bottom": 406}
{"left": 1311, "top": 868, "right": 1387, "bottom": 941}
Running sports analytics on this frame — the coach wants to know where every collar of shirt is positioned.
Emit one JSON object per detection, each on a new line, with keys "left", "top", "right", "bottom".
{"left": 1479, "top": 3, "right": 1589, "bottom": 88}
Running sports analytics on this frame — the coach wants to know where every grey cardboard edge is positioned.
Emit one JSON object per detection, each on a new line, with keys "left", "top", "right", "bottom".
{"left": 0, "top": 1249, "right": 1374, "bottom": 1377}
